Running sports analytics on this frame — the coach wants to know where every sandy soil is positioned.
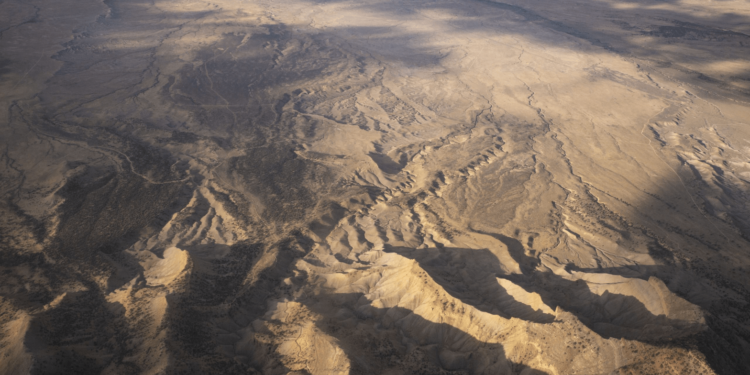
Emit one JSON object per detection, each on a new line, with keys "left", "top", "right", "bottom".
{"left": 1, "top": 0, "right": 750, "bottom": 373}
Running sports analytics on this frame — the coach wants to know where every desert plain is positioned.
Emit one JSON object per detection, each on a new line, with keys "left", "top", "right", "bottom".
{"left": 2, "top": 0, "right": 750, "bottom": 373}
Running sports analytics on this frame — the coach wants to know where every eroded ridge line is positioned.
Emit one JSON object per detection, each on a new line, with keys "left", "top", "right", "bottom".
{"left": 640, "top": 106, "right": 729, "bottom": 240}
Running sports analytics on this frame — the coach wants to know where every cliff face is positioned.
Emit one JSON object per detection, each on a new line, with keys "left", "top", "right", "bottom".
{"left": 1, "top": 0, "right": 750, "bottom": 373}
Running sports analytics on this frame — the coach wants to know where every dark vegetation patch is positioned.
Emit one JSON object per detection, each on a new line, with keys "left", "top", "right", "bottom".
{"left": 222, "top": 145, "right": 333, "bottom": 224}
{"left": 55, "top": 167, "right": 184, "bottom": 258}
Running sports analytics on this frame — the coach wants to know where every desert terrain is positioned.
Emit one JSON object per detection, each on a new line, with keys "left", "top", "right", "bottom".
{"left": 1, "top": 0, "right": 750, "bottom": 373}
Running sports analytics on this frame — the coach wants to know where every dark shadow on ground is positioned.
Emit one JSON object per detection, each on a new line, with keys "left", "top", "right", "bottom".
{"left": 303, "top": 292, "right": 549, "bottom": 375}
{"left": 385, "top": 245, "right": 702, "bottom": 342}
{"left": 305, "top": 0, "right": 750, "bottom": 98}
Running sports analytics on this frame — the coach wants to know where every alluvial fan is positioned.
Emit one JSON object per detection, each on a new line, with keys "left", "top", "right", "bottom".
{"left": 1, "top": 0, "right": 750, "bottom": 374}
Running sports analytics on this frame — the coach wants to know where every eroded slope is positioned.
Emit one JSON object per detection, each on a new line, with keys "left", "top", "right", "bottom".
{"left": 1, "top": 0, "right": 750, "bottom": 374}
